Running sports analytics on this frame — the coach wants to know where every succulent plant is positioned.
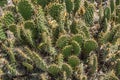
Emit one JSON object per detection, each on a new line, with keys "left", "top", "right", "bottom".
{"left": 0, "top": 0, "right": 7, "bottom": 6}
{"left": 48, "top": 64, "right": 60, "bottom": 76}
{"left": 73, "top": 0, "right": 81, "bottom": 15}
{"left": 49, "top": 3, "right": 63, "bottom": 22}
{"left": 0, "top": 23, "right": 6, "bottom": 41}
{"left": 0, "top": 0, "right": 120, "bottom": 79}
{"left": 68, "top": 55, "right": 80, "bottom": 68}
{"left": 110, "top": 0, "right": 115, "bottom": 14}
{"left": 62, "top": 45, "right": 72, "bottom": 58}
{"left": 84, "top": 4, "right": 94, "bottom": 26}
{"left": 62, "top": 63, "right": 73, "bottom": 77}
{"left": 116, "top": 0, "right": 120, "bottom": 6}
{"left": 72, "top": 34, "right": 84, "bottom": 46}
{"left": 104, "top": 7, "right": 111, "bottom": 21}
{"left": 22, "top": 62, "right": 33, "bottom": 71}
{"left": 36, "top": 6, "right": 48, "bottom": 33}
{"left": 25, "top": 47, "right": 47, "bottom": 71}
{"left": 2, "top": 11, "right": 15, "bottom": 26}
{"left": 115, "top": 59, "right": 120, "bottom": 77}
{"left": 56, "top": 35, "right": 70, "bottom": 48}
{"left": 18, "top": 0, "right": 33, "bottom": 20}
{"left": 65, "top": 0, "right": 73, "bottom": 14}
{"left": 37, "top": 0, "right": 51, "bottom": 8}
{"left": 71, "top": 40, "right": 81, "bottom": 56}
{"left": 83, "top": 39, "right": 98, "bottom": 54}
{"left": 70, "top": 19, "right": 78, "bottom": 34}
{"left": 88, "top": 54, "right": 98, "bottom": 74}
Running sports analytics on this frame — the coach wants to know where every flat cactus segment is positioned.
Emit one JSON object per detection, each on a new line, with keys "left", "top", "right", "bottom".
{"left": 65, "top": 0, "right": 73, "bottom": 14}
{"left": 72, "top": 34, "right": 84, "bottom": 46}
{"left": 84, "top": 4, "right": 94, "bottom": 27}
{"left": 62, "top": 63, "right": 73, "bottom": 77}
{"left": 83, "top": 39, "right": 98, "bottom": 54}
{"left": 0, "top": 23, "right": 6, "bottom": 41}
{"left": 2, "top": 12, "right": 15, "bottom": 26}
{"left": 71, "top": 40, "right": 81, "bottom": 56}
{"left": 68, "top": 55, "right": 80, "bottom": 68}
{"left": 56, "top": 35, "right": 70, "bottom": 48}
{"left": 49, "top": 3, "right": 63, "bottom": 22}
{"left": 18, "top": 0, "right": 33, "bottom": 20}
{"left": 48, "top": 64, "right": 60, "bottom": 76}
{"left": 62, "top": 45, "right": 72, "bottom": 58}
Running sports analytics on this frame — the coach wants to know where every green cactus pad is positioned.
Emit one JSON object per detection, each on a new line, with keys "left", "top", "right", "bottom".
{"left": 0, "top": 23, "right": 6, "bottom": 41}
{"left": 115, "top": 60, "right": 120, "bottom": 77}
{"left": 22, "top": 62, "right": 33, "bottom": 71}
{"left": 70, "top": 20, "right": 78, "bottom": 34}
{"left": 104, "top": 7, "right": 111, "bottom": 21}
{"left": 84, "top": 4, "right": 94, "bottom": 26}
{"left": 68, "top": 55, "right": 80, "bottom": 68}
{"left": 73, "top": 0, "right": 81, "bottom": 15}
{"left": 56, "top": 35, "right": 70, "bottom": 48}
{"left": 62, "top": 63, "right": 73, "bottom": 77}
{"left": 18, "top": 0, "right": 33, "bottom": 20}
{"left": 65, "top": 0, "right": 73, "bottom": 14}
{"left": 3, "top": 12, "right": 15, "bottom": 26}
{"left": 62, "top": 45, "right": 72, "bottom": 58}
{"left": 49, "top": 3, "right": 63, "bottom": 22}
{"left": 72, "top": 34, "right": 84, "bottom": 46}
{"left": 48, "top": 64, "right": 60, "bottom": 76}
{"left": 71, "top": 40, "right": 81, "bottom": 56}
{"left": 24, "top": 20, "right": 35, "bottom": 29}
{"left": 83, "top": 39, "right": 98, "bottom": 54}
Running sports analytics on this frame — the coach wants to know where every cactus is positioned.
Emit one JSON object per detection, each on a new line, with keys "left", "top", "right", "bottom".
{"left": 22, "top": 62, "right": 33, "bottom": 71}
{"left": 104, "top": 7, "right": 111, "bottom": 21}
{"left": 115, "top": 59, "right": 120, "bottom": 77}
{"left": 79, "top": 26, "right": 90, "bottom": 38}
{"left": 2, "top": 11, "right": 15, "bottom": 26}
{"left": 0, "top": 0, "right": 7, "bottom": 6}
{"left": 56, "top": 35, "right": 70, "bottom": 48}
{"left": 62, "top": 45, "right": 72, "bottom": 58}
{"left": 71, "top": 40, "right": 81, "bottom": 56}
{"left": 56, "top": 54, "right": 64, "bottom": 66}
{"left": 83, "top": 39, "right": 98, "bottom": 54}
{"left": 36, "top": 6, "right": 48, "bottom": 33}
{"left": 62, "top": 63, "right": 73, "bottom": 77}
{"left": 73, "top": 0, "right": 81, "bottom": 15}
{"left": 110, "top": 0, "right": 115, "bottom": 14}
{"left": 5, "top": 63, "right": 19, "bottom": 76}
{"left": 84, "top": 4, "right": 94, "bottom": 26}
{"left": 65, "top": 0, "right": 73, "bottom": 14}
{"left": 18, "top": 0, "right": 33, "bottom": 20}
{"left": 72, "top": 34, "right": 84, "bottom": 46}
{"left": 70, "top": 19, "right": 78, "bottom": 34}
{"left": 116, "top": 0, "right": 120, "bottom": 6}
{"left": 49, "top": 3, "right": 63, "bottom": 22}
{"left": 48, "top": 64, "right": 60, "bottom": 76}
{"left": 88, "top": 54, "right": 98, "bottom": 74}
{"left": 0, "top": 0, "right": 120, "bottom": 79}
{"left": 0, "top": 23, "right": 6, "bottom": 41}
{"left": 37, "top": 0, "right": 51, "bottom": 8}
{"left": 21, "top": 28, "right": 34, "bottom": 46}
{"left": 68, "top": 55, "right": 80, "bottom": 68}
{"left": 25, "top": 47, "right": 47, "bottom": 71}
{"left": 24, "top": 20, "right": 35, "bottom": 29}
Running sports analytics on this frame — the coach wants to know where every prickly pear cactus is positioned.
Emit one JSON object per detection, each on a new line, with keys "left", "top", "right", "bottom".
{"left": 18, "top": 0, "right": 33, "bottom": 20}
{"left": 0, "top": 0, "right": 120, "bottom": 80}
{"left": 0, "top": 23, "right": 6, "bottom": 41}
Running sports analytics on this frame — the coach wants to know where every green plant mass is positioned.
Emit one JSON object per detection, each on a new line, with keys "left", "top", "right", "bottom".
{"left": 0, "top": 0, "right": 120, "bottom": 80}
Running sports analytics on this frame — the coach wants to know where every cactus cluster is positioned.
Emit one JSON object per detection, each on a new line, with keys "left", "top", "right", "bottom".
{"left": 0, "top": 0, "right": 120, "bottom": 80}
